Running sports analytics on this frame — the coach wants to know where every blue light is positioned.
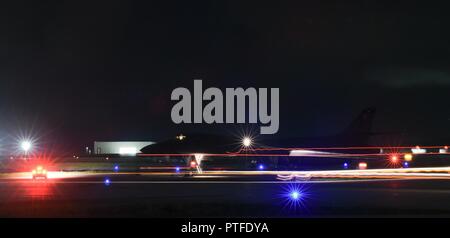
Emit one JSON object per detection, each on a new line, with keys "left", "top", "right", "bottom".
{"left": 104, "top": 178, "right": 111, "bottom": 186}
{"left": 175, "top": 167, "right": 181, "bottom": 172}
{"left": 114, "top": 165, "right": 119, "bottom": 171}
{"left": 403, "top": 162, "right": 409, "bottom": 167}
{"left": 258, "top": 164, "right": 264, "bottom": 170}
{"left": 343, "top": 162, "right": 348, "bottom": 169}
{"left": 290, "top": 191, "right": 300, "bottom": 200}
{"left": 280, "top": 183, "right": 310, "bottom": 211}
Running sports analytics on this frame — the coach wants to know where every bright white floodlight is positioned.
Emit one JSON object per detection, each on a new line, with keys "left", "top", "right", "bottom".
{"left": 242, "top": 137, "right": 252, "bottom": 147}
{"left": 21, "top": 140, "right": 32, "bottom": 152}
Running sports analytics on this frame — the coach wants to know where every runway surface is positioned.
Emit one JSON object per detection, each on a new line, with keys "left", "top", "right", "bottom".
{"left": 1, "top": 170, "right": 450, "bottom": 217}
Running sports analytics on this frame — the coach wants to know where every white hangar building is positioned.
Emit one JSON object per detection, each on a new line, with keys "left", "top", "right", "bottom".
{"left": 93, "top": 141, "right": 154, "bottom": 155}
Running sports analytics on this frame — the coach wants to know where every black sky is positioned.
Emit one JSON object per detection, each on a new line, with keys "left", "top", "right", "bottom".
{"left": 0, "top": 1, "right": 449, "bottom": 153}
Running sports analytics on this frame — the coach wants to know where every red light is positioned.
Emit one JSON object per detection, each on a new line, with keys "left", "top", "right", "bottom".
{"left": 358, "top": 162, "right": 367, "bottom": 170}
{"left": 190, "top": 161, "right": 197, "bottom": 168}
{"left": 390, "top": 155, "right": 398, "bottom": 163}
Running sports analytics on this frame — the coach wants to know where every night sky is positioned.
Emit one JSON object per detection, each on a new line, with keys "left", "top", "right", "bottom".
{"left": 0, "top": 1, "right": 449, "bottom": 153}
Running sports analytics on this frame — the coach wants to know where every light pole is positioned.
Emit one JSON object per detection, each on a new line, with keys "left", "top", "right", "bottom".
{"left": 242, "top": 137, "right": 252, "bottom": 170}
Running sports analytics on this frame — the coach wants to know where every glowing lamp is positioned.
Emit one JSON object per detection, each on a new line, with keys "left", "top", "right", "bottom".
{"left": 21, "top": 141, "right": 32, "bottom": 152}
{"left": 176, "top": 134, "right": 186, "bottom": 140}
{"left": 404, "top": 153, "right": 413, "bottom": 161}
{"left": 390, "top": 155, "right": 398, "bottom": 163}
{"left": 242, "top": 137, "right": 252, "bottom": 147}
{"left": 290, "top": 191, "right": 300, "bottom": 200}
{"left": 358, "top": 162, "right": 367, "bottom": 170}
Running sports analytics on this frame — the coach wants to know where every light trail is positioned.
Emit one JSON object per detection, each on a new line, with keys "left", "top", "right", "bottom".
{"left": 250, "top": 145, "right": 449, "bottom": 151}
{"left": 138, "top": 152, "right": 450, "bottom": 158}
{"left": 138, "top": 145, "right": 449, "bottom": 158}
{"left": 2, "top": 166, "right": 450, "bottom": 181}
{"left": 203, "top": 166, "right": 450, "bottom": 175}
{"left": 0, "top": 179, "right": 440, "bottom": 184}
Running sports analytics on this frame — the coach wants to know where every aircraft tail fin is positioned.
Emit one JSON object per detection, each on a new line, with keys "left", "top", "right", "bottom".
{"left": 340, "top": 107, "right": 376, "bottom": 135}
